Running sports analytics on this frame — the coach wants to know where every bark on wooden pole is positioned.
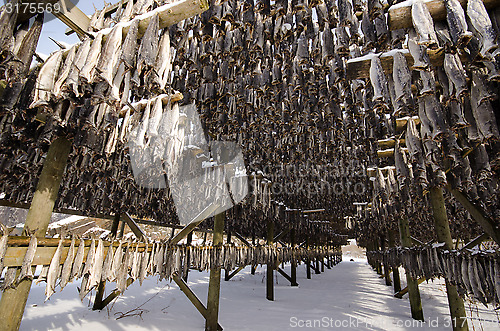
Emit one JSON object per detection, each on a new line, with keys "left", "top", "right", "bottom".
{"left": 429, "top": 187, "right": 468, "bottom": 331}
{"left": 224, "top": 229, "right": 231, "bottom": 281}
{"left": 266, "top": 219, "right": 274, "bottom": 301}
{"left": 398, "top": 217, "right": 424, "bottom": 321}
{"left": 388, "top": 230, "right": 401, "bottom": 293}
{"left": 0, "top": 137, "right": 71, "bottom": 331}
{"left": 205, "top": 212, "right": 224, "bottom": 331}
{"left": 250, "top": 232, "right": 256, "bottom": 275}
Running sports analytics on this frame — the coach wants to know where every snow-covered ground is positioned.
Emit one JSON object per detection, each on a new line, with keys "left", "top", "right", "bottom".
{"left": 19, "top": 243, "right": 500, "bottom": 330}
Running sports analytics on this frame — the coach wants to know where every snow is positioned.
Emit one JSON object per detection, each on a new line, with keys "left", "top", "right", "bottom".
{"left": 18, "top": 242, "right": 499, "bottom": 330}
{"left": 48, "top": 216, "right": 86, "bottom": 229}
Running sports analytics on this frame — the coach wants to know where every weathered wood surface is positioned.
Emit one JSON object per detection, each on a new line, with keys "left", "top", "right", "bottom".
{"left": 53, "top": 0, "right": 91, "bottom": 37}
{"left": 388, "top": 0, "right": 500, "bottom": 31}
{"left": 345, "top": 49, "right": 446, "bottom": 80}
{"left": 119, "top": 92, "right": 183, "bottom": 116}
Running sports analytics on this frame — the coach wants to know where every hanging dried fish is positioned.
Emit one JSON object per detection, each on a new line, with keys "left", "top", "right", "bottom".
{"left": 444, "top": 0, "right": 472, "bottom": 47}
{"left": 71, "top": 238, "right": 85, "bottom": 281}
{"left": 18, "top": 235, "right": 37, "bottom": 282}
{"left": 80, "top": 33, "right": 104, "bottom": 83}
{"left": 60, "top": 236, "right": 75, "bottom": 289}
{"left": 392, "top": 51, "right": 412, "bottom": 105}
{"left": 369, "top": 56, "right": 390, "bottom": 107}
{"left": 88, "top": 239, "right": 105, "bottom": 289}
{"left": 412, "top": 1, "right": 438, "bottom": 47}
{"left": 101, "top": 241, "right": 114, "bottom": 282}
{"left": 45, "top": 238, "right": 64, "bottom": 301}
{"left": 53, "top": 45, "right": 77, "bottom": 99}
{"left": 30, "top": 50, "right": 63, "bottom": 108}
{"left": 467, "top": 0, "right": 498, "bottom": 56}
{"left": 444, "top": 53, "right": 468, "bottom": 99}
{"left": 0, "top": 224, "right": 8, "bottom": 275}
{"left": 96, "top": 25, "right": 123, "bottom": 87}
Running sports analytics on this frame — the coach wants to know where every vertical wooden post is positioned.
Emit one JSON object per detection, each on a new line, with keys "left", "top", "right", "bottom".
{"left": 92, "top": 280, "right": 106, "bottom": 310}
{"left": 399, "top": 217, "right": 424, "bottom": 321}
{"left": 380, "top": 234, "right": 392, "bottom": 286}
{"left": 183, "top": 231, "right": 193, "bottom": 282}
{"left": 118, "top": 218, "right": 126, "bottom": 239}
{"left": 251, "top": 232, "right": 256, "bottom": 275}
{"left": 314, "top": 250, "right": 320, "bottom": 274}
{"left": 306, "top": 238, "right": 311, "bottom": 279}
{"left": 110, "top": 213, "right": 120, "bottom": 237}
{"left": 290, "top": 228, "right": 298, "bottom": 286}
{"left": 0, "top": 137, "right": 71, "bottom": 331}
{"left": 266, "top": 218, "right": 274, "bottom": 301}
{"left": 429, "top": 187, "right": 468, "bottom": 331}
{"left": 224, "top": 229, "right": 231, "bottom": 281}
{"left": 320, "top": 247, "right": 325, "bottom": 272}
{"left": 388, "top": 230, "right": 401, "bottom": 293}
{"left": 205, "top": 212, "right": 224, "bottom": 331}
{"left": 202, "top": 232, "right": 207, "bottom": 246}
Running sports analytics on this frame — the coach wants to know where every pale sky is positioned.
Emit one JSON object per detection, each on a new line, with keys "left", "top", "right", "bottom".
{"left": 36, "top": 1, "right": 107, "bottom": 56}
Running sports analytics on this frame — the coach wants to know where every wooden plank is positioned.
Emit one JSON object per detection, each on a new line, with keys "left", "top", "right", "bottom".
{"left": 378, "top": 138, "right": 406, "bottom": 149}
{"left": 4, "top": 246, "right": 90, "bottom": 267}
{"left": 206, "top": 212, "right": 225, "bottom": 331}
{"left": 388, "top": 0, "right": 500, "bottom": 31}
{"left": 460, "top": 233, "right": 489, "bottom": 251}
{"left": 394, "top": 277, "right": 426, "bottom": 298}
{"left": 53, "top": 0, "right": 90, "bottom": 37}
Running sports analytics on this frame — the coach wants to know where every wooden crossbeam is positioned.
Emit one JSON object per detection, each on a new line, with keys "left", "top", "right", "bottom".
{"left": 411, "top": 236, "right": 424, "bottom": 246}
{"left": 233, "top": 232, "right": 252, "bottom": 247}
{"left": 277, "top": 267, "right": 299, "bottom": 286}
{"left": 53, "top": 0, "right": 91, "bottom": 37}
{"left": 273, "top": 227, "right": 290, "bottom": 242}
{"left": 171, "top": 273, "right": 223, "bottom": 331}
{"left": 394, "top": 277, "right": 426, "bottom": 299}
{"left": 378, "top": 138, "right": 406, "bottom": 149}
{"left": 377, "top": 147, "right": 409, "bottom": 158}
{"left": 388, "top": 0, "right": 500, "bottom": 31}
{"left": 446, "top": 185, "right": 500, "bottom": 245}
{"left": 97, "top": 278, "right": 134, "bottom": 309}
{"left": 224, "top": 266, "right": 245, "bottom": 281}
{"left": 345, "top": 48, "right": 446, "bottom": 80}
{"left": 121, "top": 212, "right": 149, "bottom": 243}
{"left": 169, "top": 204, "right": 219, "bottom": 246}
{"left": 460, "top": 233, "right": 489, "bottom": 251}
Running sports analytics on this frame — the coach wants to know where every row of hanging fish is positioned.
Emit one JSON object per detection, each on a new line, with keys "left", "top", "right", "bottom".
{"left": 367, "top": 246, "right": 500, "bottom": 307}
{"left": 0, "top": 236, "right": 341, "bottom": 302}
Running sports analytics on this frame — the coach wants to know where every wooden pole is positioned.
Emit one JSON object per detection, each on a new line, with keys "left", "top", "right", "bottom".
{"left": 306, "top": 238, "right": 311, "bottom": 279}
{"left": 429, "top": 187, "right": 468, "bottom": 331}
{"left": 380, "top": 234, "right": 392, "bottom": 286}
{"left": 290, "top": 228, "right": 298, "bottom": 286}
{"left": 183, "top": 231, "right": 193, "bottom": 282}
{"left": 398, "top": 217, "right": 424, "bottom": 321}
{"left": 388, "top": 230, "right": 401, "bottom": 293}
{"left": 224, "top": 229, "right": 231, "bottom": 281}
{"left": 205, "top": 212, "right": 224, "bottom": 331}
{"left": 251, "top": 232, "right": 256, "bottom": 275}
{"left": 266, "top": 219, "right": 274, "bottom": 301}
{"left": 0, "top": 137, "right": 71, "bottom": 331}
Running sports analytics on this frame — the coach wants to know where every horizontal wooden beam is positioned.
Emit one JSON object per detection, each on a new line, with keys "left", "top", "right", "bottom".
{"left": 119, "top": 92, "right": 183, "bottom": 116}
{"left": 396, "top": 116, "right": 420, "bottom": 131}
{"left": 225, "top": 265, "right": 245, "bottom": 281}
{"left": 345, "top": 49, "right": 446, "bottom": 80}
{"left": 378, "top": 138, "right": 406, "bottom": 149}
{"left": 97, "top": 0, "right": 209, "bottom": 42}
{"left": 377, "top": 147, "right": 409, "bottom": 158}
{"left": 388, "top": 0, "right": 500, "bottom": 31}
